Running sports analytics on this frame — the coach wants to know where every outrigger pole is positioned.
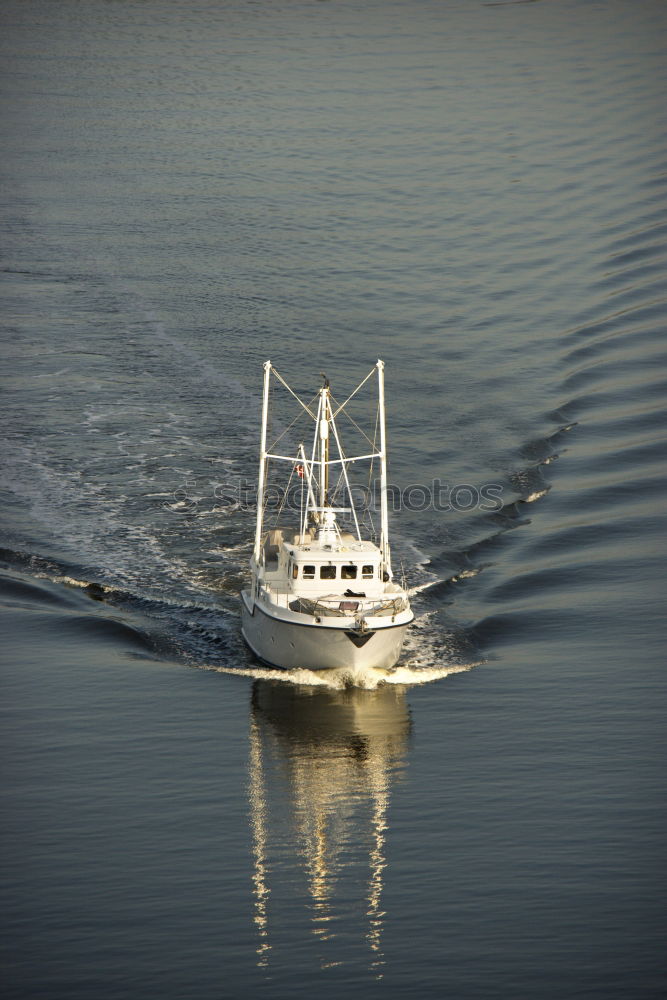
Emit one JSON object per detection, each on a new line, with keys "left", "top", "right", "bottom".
{"left": 377, "top": 359, "right": 391, "bottom": 577}
{"left": 253, "top": 360, "right": 272, "bottom": 563}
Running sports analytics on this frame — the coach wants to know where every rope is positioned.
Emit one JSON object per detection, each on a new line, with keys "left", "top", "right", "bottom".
{"left": 271, "top": 367, "right": 318, "bottom": 420}
{"left": 267, "top": 391, "right": 319, "bottom": 453}
{"left": 331, "top": 365, "right": 376, "bottom": 418}
{"left": 329, "top": 392, "right": 376, "bottom": 449}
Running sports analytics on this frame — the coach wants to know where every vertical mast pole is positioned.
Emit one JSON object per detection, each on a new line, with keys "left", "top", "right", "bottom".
{"left": 253, "top": 360, "right": 272, "bottom": 564}
{"left": 377, "top": 359, "right": 391, "bottom": 575}
{"left": 319, "top": 381, "right": 330, "bottom": 508}
{"left": 309, "top": 393, "right": 323, "bottom": 528}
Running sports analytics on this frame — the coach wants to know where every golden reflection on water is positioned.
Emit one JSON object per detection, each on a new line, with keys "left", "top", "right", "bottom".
{"left": 247, "top": 680, "right": 411, "bottom": 974}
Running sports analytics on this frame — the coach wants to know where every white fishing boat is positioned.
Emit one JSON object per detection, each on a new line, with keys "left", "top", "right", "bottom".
{"left": 241, "top": 359, "right": 413, "bottom": 670}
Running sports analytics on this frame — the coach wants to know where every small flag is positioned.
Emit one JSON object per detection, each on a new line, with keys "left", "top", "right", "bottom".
{"left": 296, "top": 464, "right": 304, "bottom": 478}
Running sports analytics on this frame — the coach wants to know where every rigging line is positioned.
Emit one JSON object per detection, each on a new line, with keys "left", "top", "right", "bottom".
{"left": 329, "top": 391, "right": 376, "bottom": 447}
{"left": 329, "top": 466, "right": 346, "bottom": 504}
{"left": 299, "top": 442, "right": 318, "bottom": 537}
{"left": 262, "top": 458, "right": 271, "bottom": 525}
{"left": 332, "top": 398, "right": 376, "bottom": 449}
{"left": 329, "top": 406, "right": 363, "bottom": 540}
{"left": 331, "top": 365, "right": 376, "bottom": 418}
{"left": 271, "top": 367, "right": 318, "bottom": 420}
{"left": 327, "top": 434, "right": 346, "bottom": 503}
{"left": 274, "top": 460, "right": 296, "bottom": 524}
{"left": 368, "top": 399, "right": 380, "bottom": 490}
{"left": 328, "top": 427, "right": 351, "bottom": 504}
{"left": 309, "top": 393, "right": 322, "bottom": 492}
{"left": 267, "top": 392, "right": 319, "bottom": 453}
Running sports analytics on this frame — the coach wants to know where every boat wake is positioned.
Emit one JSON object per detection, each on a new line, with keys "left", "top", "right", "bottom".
{"left": 199, "top": 659, "right": 477, "bottom": 690}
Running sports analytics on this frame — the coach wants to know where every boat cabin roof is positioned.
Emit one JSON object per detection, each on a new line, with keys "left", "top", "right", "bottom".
{"left": 262, "top": 529, "right": 380, "bottom": 562}
{"left": 285, "top": 539, "right": 380, "bottom": 562}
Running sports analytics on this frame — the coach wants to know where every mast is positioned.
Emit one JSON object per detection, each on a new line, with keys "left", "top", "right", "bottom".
{"left": 319, "top": 376, "right": 330, "bottom": 508}
{"left": 253, "top": 360, "right": 272, "bottom": 564}
{"left": 377, "top": 359, "right": 391, "bottom": 575}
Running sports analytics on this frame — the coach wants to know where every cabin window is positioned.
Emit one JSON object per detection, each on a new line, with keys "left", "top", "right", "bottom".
{"left": 362, "top": 564, "right": 374, "bottom": 579}
{"left": 341, "top": 564, "right": 357, "bottom": 579}
{"left": 303, "top": 565, "right": 315, "bottom": 579}
{"left": 292, "top": 563, "right": 298, "bottom": 579}
{"left": 320, "top": 565, "right": 336, "bottom": 580}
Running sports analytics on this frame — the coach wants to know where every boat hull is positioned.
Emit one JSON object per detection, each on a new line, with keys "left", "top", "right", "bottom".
{"left": 241, "top": 591, "right": 411, "bottom": 671}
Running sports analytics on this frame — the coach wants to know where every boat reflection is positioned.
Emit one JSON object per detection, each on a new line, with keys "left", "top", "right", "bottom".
{"left": 247, "top": 679, "right": 411, "bottom": 973}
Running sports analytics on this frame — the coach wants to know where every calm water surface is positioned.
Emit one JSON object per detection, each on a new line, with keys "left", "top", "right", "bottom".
{"left": 1, "top": 1, "right": 666, "bottom": 997}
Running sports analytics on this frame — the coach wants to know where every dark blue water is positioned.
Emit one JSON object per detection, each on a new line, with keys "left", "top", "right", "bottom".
{"left": 1, "top": 1, "right": 666, "bottom": 996}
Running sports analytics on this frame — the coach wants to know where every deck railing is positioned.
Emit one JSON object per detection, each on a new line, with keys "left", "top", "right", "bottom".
{"left": 288, "top": 596, "right": 408, "bottom": 618}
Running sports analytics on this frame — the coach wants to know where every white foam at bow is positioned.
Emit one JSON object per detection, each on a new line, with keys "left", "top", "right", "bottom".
{"left": 201, "top": 660, "right": 477, "bottom": 690}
